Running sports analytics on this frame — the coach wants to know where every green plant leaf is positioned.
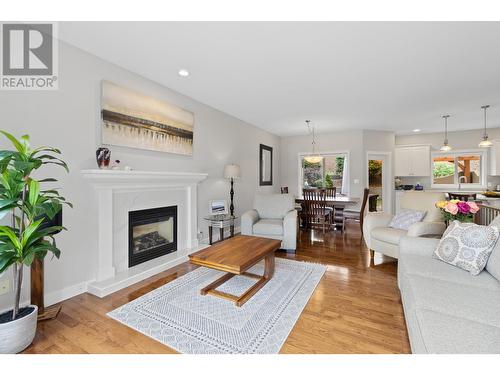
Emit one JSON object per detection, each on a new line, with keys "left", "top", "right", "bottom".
{"left": 28, "top": 179, "right": 40, "bottom": 206}
{"left": 20, "top": 219, "right": 43, "bottom": 248}
{"left": 0, "top": 254, "right": 16, "bottom": 274}
{"left": 0, "top": 226, "right": 21, "bottom": 251}
{"left": 0, "top": 130, "right": 25, "bottom": 153}
{"left": 23, "top": 251, "right": 35, "bottom": 266}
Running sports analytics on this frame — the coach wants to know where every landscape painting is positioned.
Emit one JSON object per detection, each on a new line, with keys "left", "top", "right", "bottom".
{"left": 101, "top": 81, "right": 194, "bottom": 155}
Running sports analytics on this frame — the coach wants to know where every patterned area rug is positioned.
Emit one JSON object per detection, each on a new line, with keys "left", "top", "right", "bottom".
{"left": 108, "top": 258, "right": 326, "bottom": 354}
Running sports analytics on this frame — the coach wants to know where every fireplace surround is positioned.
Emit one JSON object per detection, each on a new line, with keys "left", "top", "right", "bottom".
{"left": 82, "top": 169, "right": 208, "bottom": 297}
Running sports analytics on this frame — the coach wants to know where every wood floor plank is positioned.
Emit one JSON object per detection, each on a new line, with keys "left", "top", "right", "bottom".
{"left": 23, "top": 222, "right": 410, "bottom": 354}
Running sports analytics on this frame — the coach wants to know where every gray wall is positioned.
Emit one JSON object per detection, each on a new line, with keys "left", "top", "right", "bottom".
{"left": 0, "top": 41, "right": 280, "bottom": 312}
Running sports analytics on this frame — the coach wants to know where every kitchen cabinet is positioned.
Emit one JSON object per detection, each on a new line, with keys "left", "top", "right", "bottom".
{"left": 395, "top": 145, "right": 431, "bottom": 176}
{"left": 490, "top": 139, "right": 500, "bottom": 176}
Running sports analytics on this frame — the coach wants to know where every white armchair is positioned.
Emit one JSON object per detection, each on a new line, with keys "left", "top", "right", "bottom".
{"left": 241, "top": 194, "right": 297, "bottom": 251}
{"left": 363, "top": 191, "right": 446, "bottom": 259}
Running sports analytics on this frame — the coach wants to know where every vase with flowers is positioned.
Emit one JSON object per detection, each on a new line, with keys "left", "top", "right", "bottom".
{"left": 435, "top": 199, "right": 480, "bottom": 224}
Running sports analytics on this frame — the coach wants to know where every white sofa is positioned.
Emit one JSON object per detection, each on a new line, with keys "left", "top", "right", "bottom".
{"left": 241, "top": 194, "right": 297, "bottom": 251}
{"left": 363, "top": 191, "right": 446, "bottom": 259}
{"left": 398, "top": 216, "right": 500, "bottom": 353}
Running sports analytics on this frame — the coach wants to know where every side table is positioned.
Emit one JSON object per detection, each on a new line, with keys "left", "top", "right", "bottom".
{"left": 204, "top": 214, "right": 236, "bottom": 245}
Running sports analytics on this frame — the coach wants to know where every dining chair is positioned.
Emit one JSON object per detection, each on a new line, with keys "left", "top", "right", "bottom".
{"left": 281, "top": 187, "right": 289, "bottom": 194}
{"left": 342, "top": 188, "right": 370, "bottom": 233}
{"left": 325, "top": 187, "right": 337, "bottom": 198}
{"left": 448, "top": 192, "right": 477, "bottom": 201}
{"left": 303, "top": 188, "right": 331, "bottom": 233}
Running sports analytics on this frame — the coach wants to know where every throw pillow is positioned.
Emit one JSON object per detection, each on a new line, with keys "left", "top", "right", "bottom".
{"left": 388, "top": 208, "right": 426, "bottom": 230}
{"left": 433, "top": 220, "right": 500, "bottom": 275}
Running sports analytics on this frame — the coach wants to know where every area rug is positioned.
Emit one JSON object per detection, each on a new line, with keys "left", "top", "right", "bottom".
{"left": 107, "top": 258, "right": 326, "bottom": 354}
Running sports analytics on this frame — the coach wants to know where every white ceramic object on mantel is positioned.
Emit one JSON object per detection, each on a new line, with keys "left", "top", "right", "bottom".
{"left": 0, "top": 305, "right": 38, "bottom": 353}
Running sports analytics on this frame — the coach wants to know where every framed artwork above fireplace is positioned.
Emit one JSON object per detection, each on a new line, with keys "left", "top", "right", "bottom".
{"left": 101, "top": 80, "right": 194, "bottom": 155}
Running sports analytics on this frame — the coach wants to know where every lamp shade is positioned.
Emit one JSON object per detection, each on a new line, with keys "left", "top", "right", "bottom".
{"left": 224, "top": 164, "right": 241, "bottom": 179}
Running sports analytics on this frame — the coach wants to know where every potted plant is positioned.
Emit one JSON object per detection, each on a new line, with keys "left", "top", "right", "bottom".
{"left": 0, "top": 131, "right": 71, "bottom": 353}
{"left": 435, "top": 199, "right": 480, "bottom": 224}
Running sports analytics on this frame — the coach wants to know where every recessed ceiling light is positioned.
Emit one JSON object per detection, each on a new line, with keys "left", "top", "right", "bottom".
{"left": 413, "top": 129, "right": 421, "bottom": 132}
{"left": 178, "top": 69, "right": 190, "bottom": 77}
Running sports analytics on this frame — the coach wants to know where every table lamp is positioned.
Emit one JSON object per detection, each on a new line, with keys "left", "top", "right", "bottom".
{"left": 224, "top": 164, "right": 241, "bottom": 217}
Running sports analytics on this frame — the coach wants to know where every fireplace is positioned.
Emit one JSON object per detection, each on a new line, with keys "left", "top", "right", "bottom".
{"left": 128, "top": 206, "right": 177, "bottom": 267}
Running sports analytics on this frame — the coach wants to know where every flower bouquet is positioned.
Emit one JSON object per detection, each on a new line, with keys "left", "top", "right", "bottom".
{"left": 435, "top": 199, "right": 480, "bottom": 223}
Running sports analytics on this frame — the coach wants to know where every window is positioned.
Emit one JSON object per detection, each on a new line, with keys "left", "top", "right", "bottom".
{"left": 432, "top": 151, "right": 486, "bottom": 188}
{"left": 300, "top": 153, "right": 348, "bottom": 194}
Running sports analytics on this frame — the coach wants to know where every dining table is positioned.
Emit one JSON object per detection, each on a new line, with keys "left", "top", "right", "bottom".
{"left": 295, "top": 195, "right": 360, "bottom": 230}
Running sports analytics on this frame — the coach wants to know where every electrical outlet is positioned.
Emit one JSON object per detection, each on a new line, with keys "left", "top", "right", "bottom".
{"left": 0, "top": 278, "right": 11, "bottom": 295}
{"left": 197, "top": 231, "right": 203, "bottom": 241}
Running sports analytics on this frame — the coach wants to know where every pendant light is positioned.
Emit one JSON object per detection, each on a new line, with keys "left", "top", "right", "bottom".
{"left": 304, "top": 120, "right": 323, "bottom": 164}
{"left": 479, "top": 105, "right": 493, "bottom": 148}
{"left": 440, "top": 115, "right": 452, "bottom": 152}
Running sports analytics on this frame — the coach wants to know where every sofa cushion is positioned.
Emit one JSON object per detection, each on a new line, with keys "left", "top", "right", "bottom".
{"left": 253, "top": 194, "right": 294, "bottom": 219}
{"left": 370, "top": 227, "right": 407, "bottom": 245}
{"left": 415, "top": 309, "right": 500, "bottom": 353}
{"left": 399, "top": 253, "right": 500, "bottom": 291}
{"left": 433, "top": 221, "right": 499, "bottom": 275}
{"left": 402, "top": 273, "right": 500, "bottom": 328}
{"left": 389, "top": 208, "right": 426, "bottom": 230}
{"left": 487, "top": 215, "right": 500, "bottom": 282}
{"left": 253, "top": 219, "right": 284, "bottom": 236}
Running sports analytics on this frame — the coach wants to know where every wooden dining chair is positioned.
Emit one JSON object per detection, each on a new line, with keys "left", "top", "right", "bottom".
{"left": 325, "top": 187, "right": 337, "bottom": 198}
{"left": 303, "top": 188, "right": 331, "bottom": 233}
{"left": 281, "top": 186, "right": 289, "bottom": 194}
{"left": 448, "top": 192, "right": 477, "bottom": 201}
{"left": 342, "top": 188, "right": 370, "bottom": 233}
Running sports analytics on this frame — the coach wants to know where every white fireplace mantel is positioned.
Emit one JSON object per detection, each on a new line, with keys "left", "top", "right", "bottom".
{"left": 81, "top": 169, "right": 208, "bottom": 297}
{"left": 81, "top": 169, "right": 208, "bottom": 188}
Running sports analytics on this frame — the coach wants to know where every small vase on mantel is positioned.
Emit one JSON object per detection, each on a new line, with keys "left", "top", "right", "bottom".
{"left": 96, "top": 147, "right": 111, "bottom": 169}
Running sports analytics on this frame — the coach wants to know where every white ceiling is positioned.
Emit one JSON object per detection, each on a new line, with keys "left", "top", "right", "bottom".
{"left": 59, "top": 22, "right": 500, "bottom": 137}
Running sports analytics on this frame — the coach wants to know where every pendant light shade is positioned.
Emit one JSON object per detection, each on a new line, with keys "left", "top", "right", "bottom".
{"left": 304, "top": 120, "right": 323, "bottom": 164}
{"left": 479, "top": 105, "right": 493, "bottom": 148}
{"left": 440, "top": 115, "right": 452, "bottom": 152}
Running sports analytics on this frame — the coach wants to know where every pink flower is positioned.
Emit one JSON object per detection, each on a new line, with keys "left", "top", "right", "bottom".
{"left": 468, "top": 201, "right": 480, "bottom": 214}
{"left": 444, "top": 202, "right": 458, "bottom": 215}
{"left": 457, "top": 201, "right": 471, "bottom": 214}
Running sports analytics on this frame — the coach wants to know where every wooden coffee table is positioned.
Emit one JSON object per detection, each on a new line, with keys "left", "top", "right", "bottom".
{"left": 189, "top": 235, "right": 281, "bottom": 307}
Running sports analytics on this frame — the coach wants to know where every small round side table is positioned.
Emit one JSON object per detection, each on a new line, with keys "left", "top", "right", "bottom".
{"left": 204, "top": 214, "right": 236, "bottom": 244}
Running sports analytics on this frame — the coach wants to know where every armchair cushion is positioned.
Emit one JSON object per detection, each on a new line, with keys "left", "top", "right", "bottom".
{"left": 371, "top": 227, "right": 407, "bottom": 245}
{"left": 253, "top": 219, "right": 284, "bottom": 236}
{"left": 253, "top": 194, "right": 294, "bottom": 219}
{"left": 407, "top": 221, "right": 446, "bottom": 237}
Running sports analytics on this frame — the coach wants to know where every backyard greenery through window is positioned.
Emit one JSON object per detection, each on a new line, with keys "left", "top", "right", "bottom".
{"left": 301, "top": 154, "right": 347, "bottom": 193}
{"left": 432, "top": 152, "right": 483, "bottom": 186}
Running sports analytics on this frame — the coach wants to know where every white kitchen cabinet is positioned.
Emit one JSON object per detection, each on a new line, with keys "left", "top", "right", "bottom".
{"left": 490, "top": 139, "right": 500, "bottom": 176}
{"left": 395, "top": 145, "right": 431, "bottom": 176}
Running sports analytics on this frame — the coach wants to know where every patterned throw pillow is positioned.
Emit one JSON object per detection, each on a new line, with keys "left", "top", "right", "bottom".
{"left": 388, "top": 209, "right": 426, "bottom": 230}
{"left": 433, "top": 221, "right": 500, "bottom": 275}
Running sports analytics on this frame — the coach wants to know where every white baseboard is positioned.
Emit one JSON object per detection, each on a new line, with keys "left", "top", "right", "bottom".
{"left": 45, "top": 282, "right": 88, "bottom": 307}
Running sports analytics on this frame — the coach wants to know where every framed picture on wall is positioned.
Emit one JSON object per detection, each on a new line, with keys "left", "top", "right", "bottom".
{"left": 259, "top": 144, "right": 273, "bottom": 186}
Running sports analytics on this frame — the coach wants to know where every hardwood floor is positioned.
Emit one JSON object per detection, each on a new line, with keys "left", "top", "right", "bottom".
{"left": 23, "top": 223, "right": 411, "bottom": 354}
